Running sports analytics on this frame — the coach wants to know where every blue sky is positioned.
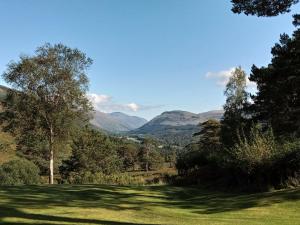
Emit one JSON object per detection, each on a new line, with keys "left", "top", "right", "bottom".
{"left": 0, "top": 0, "right": 299, "bottom": 120}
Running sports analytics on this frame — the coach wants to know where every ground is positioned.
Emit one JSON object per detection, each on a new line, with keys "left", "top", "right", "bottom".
{"left": 0, "top": 185, "right": 299, "bottom": 225}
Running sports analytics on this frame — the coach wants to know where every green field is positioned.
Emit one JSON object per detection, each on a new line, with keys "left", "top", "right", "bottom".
{"left": 0, "top": 185, "right": 299, "bottom": 225}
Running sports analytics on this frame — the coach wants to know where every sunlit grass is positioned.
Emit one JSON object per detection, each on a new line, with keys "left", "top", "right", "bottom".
{"left": 0, "top": 185, "right": 299, "bottom": 224}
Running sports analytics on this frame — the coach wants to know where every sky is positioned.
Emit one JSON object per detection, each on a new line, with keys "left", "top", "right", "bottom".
{"left": 0, "top": 0, "right": 299, "bottom": 120}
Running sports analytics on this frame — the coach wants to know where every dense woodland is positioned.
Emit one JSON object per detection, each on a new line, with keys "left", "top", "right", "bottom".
{"left": 0, "top": 0, "right": 299, "bottom": 192}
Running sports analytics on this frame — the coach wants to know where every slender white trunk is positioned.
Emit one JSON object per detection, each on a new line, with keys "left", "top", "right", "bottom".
{"left": 49, "top": 126, "right": 54, "bottom": 184}
{"left": 49, "top": 149, "right": 54, "bottom": 184}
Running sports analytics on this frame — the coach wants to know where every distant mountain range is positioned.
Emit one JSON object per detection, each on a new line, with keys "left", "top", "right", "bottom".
{"left": 129, "top": 110, "right": 223, "bottom": 145}
{"left": 91, "top": 111, "right": 147, "bottom": 133}
{"left": 0, "top": 85, "right": 224, "bottom": 144}
{"left": 0, "top": 85, "right": 148, "bottom": 133}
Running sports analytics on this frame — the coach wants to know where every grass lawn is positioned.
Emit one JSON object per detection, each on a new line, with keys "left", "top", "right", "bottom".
{"left": 0, "top": 185, "right": 299, "bottom": 225}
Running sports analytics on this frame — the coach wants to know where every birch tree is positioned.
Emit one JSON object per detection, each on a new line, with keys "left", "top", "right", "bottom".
{"left": 1, "top": 43, "right": 92, "bottom": 184}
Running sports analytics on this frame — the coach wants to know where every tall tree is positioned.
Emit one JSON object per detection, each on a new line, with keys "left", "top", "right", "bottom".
{"left": 117, "top": 143, "right": 139, "bottom": 171}
{"left": 231, "top": 0, "right": 299, "bottom": 17}
{"left": 1, "top": 43, "right": 92, "bottom": 184}
{"left": 60, "top": 127, "right": 122, "bottom": 179}
{"left": 249, "top": 29, "right": 300, "bottom": 137}
{"left": 138, "top": 138, "right": 163, "bottom": 171}
{"left": 194, "top": 119, "right": 222, "bottom": 152}
{"left": 221, "top": 67, "right": 249, "bottom": 147}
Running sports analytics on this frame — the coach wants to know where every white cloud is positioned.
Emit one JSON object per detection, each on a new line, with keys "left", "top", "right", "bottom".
{"left": 206, "top": 67, "right": 235, "bottom": 86}
{"left": 126, "top": 103, "right": 139, "bottom": 112}
{"left": 205, "top": 67, "right": 256, "bottom": 89}
{"left": 88, "top": 93, "right": 111, "bottom": 104}
{"left": 87, "top": 93, "right": 162, "bottom": 113}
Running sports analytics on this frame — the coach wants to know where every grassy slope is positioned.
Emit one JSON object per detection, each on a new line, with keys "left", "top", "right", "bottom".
{"left": 0, "top": 185, "right": 299, "bottom": 225}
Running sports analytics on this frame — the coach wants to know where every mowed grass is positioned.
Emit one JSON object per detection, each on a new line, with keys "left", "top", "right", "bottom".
{"left": 0, "top": 185, "right": 299, "bottom": 225}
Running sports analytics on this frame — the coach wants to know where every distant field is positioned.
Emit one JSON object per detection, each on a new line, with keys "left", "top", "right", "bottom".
{"left": 0, "top": 185, "right": 299, "bottom": 225}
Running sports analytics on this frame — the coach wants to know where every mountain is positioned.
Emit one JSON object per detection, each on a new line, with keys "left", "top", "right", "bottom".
{"left": 109, "top": 112, "right": 147, "bottom": 130}
{"left": 0, "top": 85, "right": 9, "bottom": 101}
{"left": 0, "top": 85, "right": 147, "bottom": 133}
{"left": 129, "top": 110, "right": 223, "bottom": 146}
{"left": 91, "top": 111, "right": 147, "bottom": 133}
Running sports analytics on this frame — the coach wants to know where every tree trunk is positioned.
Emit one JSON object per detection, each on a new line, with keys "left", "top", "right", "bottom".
{"left": 146, "top": 148, "right": 149, "bottom": 172}
{"left": 49, "top": 127, "right": 54, "bottom": 184}
{"left": 49, "top": 148, "right": 54, "bottom": 184}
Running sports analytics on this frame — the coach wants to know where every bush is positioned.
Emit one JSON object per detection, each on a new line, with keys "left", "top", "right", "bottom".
{"left": 226, "top": 128, "right": 277, "bottom": 190}
{"left": 228, "top": 129, "right": 300, "bottom": 190}
{"left": 63, "top": 171, "right": 146, "bottom": 185}
{"left": 230, "top": 128, "right": 276, "bottom": 175}
{"left": 0, "top": 158, "right": 40, "bottom": 185}
{"left": 175, "top": 126, "right": 300, "bottom": 191}
{"left": 272, "top": 139, "right": 300, "bottom": 188}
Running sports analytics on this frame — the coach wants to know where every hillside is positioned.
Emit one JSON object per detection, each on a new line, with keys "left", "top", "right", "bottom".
{"left": 130, "top": 110, "right": 223, "bottom": 145}
{"left": 90, "top": 111, "right": 147, "bottom": 133}
{"left": 0, "top": 85, "right": 147, "bottom": 133}
{"left": 109, "top": 112, "right": 147, "bottom": 130}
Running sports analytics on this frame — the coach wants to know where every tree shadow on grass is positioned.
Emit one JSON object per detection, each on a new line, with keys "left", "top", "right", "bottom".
{"left": 0, "top": 206, "right": 157, "bottom": 225}
{"left": 0, "top": 184, "right": 299, "bottom": 224}
{"left": 152, "top": 185, "right": 300, "bottom": 214}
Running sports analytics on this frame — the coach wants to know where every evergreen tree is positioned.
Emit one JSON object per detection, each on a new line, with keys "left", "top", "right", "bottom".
{"left": 249, "top": 28, "right": 300, "bottom": 137}
{"left": 194, "top": 119, "right": 222, "bottom": 151}
{"left": 231, "top": 0, "right": 299, "bottom": 17}
{"left": 60, "top": 127, "right": 122, "bottom": 178}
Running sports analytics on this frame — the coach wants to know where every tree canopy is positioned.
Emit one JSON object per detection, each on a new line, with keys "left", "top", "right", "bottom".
{"left": 1, "top": 43, "right": 92, "bottom": 184}
{"left": 231, "top": 0, "right": 299, "bottom": 17}
{"left": 221, "top": 67, "right": 249, "bottom": 147}
{"left": 249, "top": 30, "right": 300, "bottom": 137}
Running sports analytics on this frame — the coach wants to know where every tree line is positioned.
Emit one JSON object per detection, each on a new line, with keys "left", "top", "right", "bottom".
{"left": 0, "top": 0, "right": 299, "bottom": 189}
{"left": 176, "top": 0, "right": 300, "bottom": 191}
{"left": 0, "top": 44, "right": 177, "bottom": 185}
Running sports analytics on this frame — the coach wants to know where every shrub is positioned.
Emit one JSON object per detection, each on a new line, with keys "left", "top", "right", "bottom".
{"left": 0, "top": 158, "right": 40, "bottom": 185}
{"left": 226, "top": 128, "right": 276, "bottom": 190}
{"left": 272, "top": 139, "right": 300, "bottom": 188}
{"left": 64, "top": 171, "right": 146, "bottom": 185}
{"left": 230, "top": 128, "right": 276, "bottom": 175}
{"left": 229, "top": 129, "right": 300, "bottom": 190}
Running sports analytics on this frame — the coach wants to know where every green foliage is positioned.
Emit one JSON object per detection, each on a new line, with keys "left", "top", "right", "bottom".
{"left": 194, "top": 119, "right": 222, "bottom": 151}
{"left": 178, "top": 123, "right": 300, "bottom": 190}
{"left": 1, "top": 43, "right": 92, "bottom": 183}
{"left": 272, "top": 139, "right": 300, "bottom": 187}
{"left": 177, "top": 120, "right": 222, "bottom": 176}
{"left": 65, "top": 171, "right": 146, "bottom": 185}
{"left": 249, "top": 28, "right": 300, "bottom": 138}
{"left": 0, "top": 131, "right": 16, "bottom": 165}
{"left": 60, "top": 127, "right": 122, "bottom": 179}
{"left": 228, "top": 128, "right": 300, "bottom": 189}
{"left": 0, "top": 159, "right": 40, "bottom": 185}
{"left": 161, "top": 145, "right": 177, "bottom": 167}
{"left": 221, "top": 67, "right": 249, "bottom": 147}
{"left": 15, "top": 131, "right": 72, "bottom": 175}
{"left": 231, "top": 0, "right": 299, "bottom": 17}
{"left": 117, "top": 143, "right": 139, "bottom": 171}
{"left": 230, "top": 128, "right": 276, "bottom": 175}
{"left": 138, "top": 138, "right": 164, "bottom": 171}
